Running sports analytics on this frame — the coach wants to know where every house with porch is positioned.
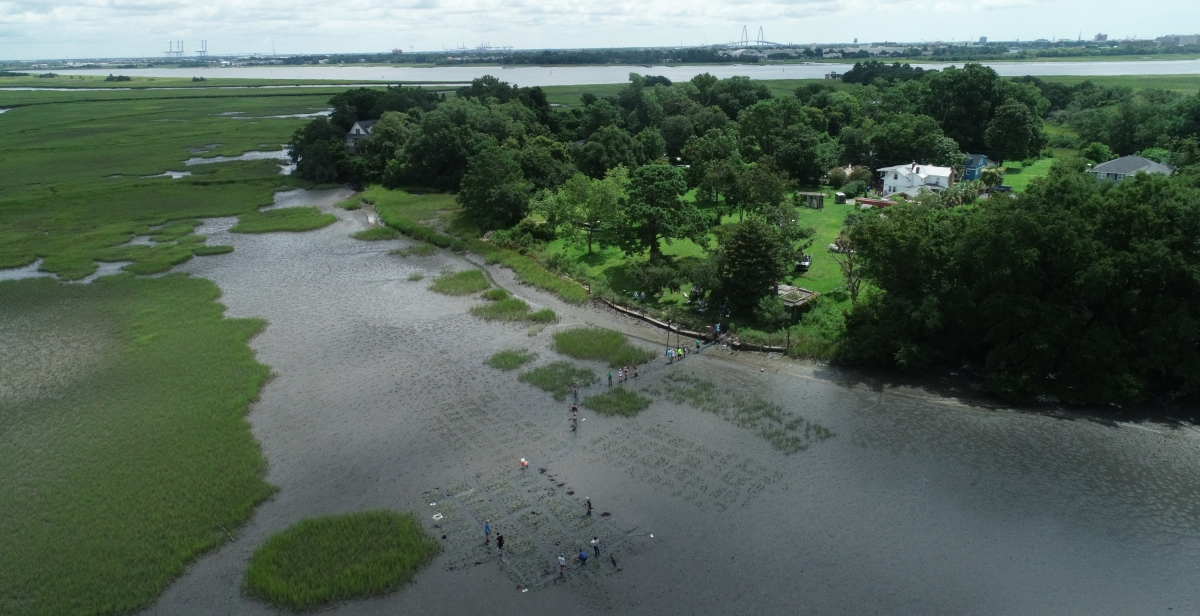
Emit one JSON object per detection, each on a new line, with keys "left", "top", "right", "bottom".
{"left": 877, "top": 162, "right": 956, "bottom": 197}
{"left": 345, "top": 119, "right": 377, "bottom": 153}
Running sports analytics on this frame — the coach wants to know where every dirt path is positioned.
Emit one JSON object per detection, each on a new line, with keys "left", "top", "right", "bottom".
{"left": 143, "top": 196, "right": 1200, "bottom": 615}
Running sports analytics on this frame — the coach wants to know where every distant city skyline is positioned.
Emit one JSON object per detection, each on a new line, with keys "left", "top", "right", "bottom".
{"left": 1, "top": 0, "right": 1197, "bottom": 61}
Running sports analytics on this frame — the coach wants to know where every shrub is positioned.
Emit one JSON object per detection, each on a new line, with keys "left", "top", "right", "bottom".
{"left": 553, "top": 327, "right": 657, "bottom": 368}
{"left": 486, "top": 349, "right": 537, "bottom": 370}
{"left": 842, "top": 179, "right": 868, "bottom": 198}
{"left": 243, "top": 511, "right": 440, "bottom": 611}
{"left": 428, "top": 269, "right": 490, "bottom": 295}
{"left": 827, "top": 166, "right": 847, "bottom": 188}
{"left": 582, "top": 388, "right": 653, "bottom": 417}
{"left": 519, "top": 361, "right": 597, "bottom": 400}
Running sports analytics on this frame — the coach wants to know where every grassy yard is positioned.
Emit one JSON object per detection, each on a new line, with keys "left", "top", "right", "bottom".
{"left": 1002, "top": 157, "right": 1056, "bottom": 193}
{"left": 0, "top": 275, "right": 275, "bottom": 616}
{"left": 243, "top": 511, "right": 440, "bottom": 611}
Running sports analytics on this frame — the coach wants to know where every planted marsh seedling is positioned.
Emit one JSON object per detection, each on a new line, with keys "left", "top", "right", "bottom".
{"left": 519, "top": 361, "right": 597, "bottom": 400}
{"left": 407, "top": 272, "right": 424, "bottom": 281}
{"left": 243, "top": 511, "right": 440, "bottom": 612}
{"left": 582, "top": 388, "right": 653, "bottom": 417}
{"left": 428, "top": 269, "right": 489, "bottom": 296}
{"left": 487, "top": 348, "right": 538, "bottom": 371}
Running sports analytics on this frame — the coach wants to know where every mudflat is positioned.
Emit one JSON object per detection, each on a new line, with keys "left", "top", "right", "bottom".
{"left": 142, "top": 194, "right": 1200, "bottom": 615}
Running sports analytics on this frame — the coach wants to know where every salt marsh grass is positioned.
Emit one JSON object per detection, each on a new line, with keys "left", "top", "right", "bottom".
{"left": 244, "top": 511, "right": 440, "bottom": 611}
{"left": 428, "top": 269, "right": 490, "bottom": 295}
{"left": 407, "top": 272, "right": 425, "bottom": 281}
{"left": 553, "top": 327, "right": 656, "bottom": 368}
{"left": 231, "top": 207, "right": 337, "bottom": 234}
{"left": 519, "top": 361, "right": 597, "bottom": 400}
{"left": 582, "top": 387, "right": 652, "bottom": 417}
{"left": 487, "top": 348, "right": 538, "bottom": 370}
{"left": 351, "top": 226, "right": 401, "bottom": 240}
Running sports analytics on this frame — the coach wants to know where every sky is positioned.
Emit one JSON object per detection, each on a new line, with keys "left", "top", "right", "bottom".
{"left": 1, "top": 0, "right": 1198, "bottom": 60}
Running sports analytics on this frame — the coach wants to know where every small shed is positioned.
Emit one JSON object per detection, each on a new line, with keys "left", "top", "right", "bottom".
{"left": 834, "top": 192, "right": 847, "bottom": 204}
{"left": 796, "top": 191, "right": 825, "bottom": 210}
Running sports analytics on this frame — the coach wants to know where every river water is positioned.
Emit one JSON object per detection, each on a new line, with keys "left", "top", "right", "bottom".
{"left": 51, "top": 59, "right": 1200, "bottom": 87}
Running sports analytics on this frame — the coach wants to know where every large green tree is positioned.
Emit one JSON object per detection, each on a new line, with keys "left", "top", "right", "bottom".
{"left": 715, "top": 218, "right": 791, "bottom": 315}
{"left": 614, "top": 164, "right": 706, "bottom": 261}
{"left": 458, "top": 146, "right": 531, "bottom": 230}
{"left": 984, "top": 99, "right": 1047, "bottom": 164}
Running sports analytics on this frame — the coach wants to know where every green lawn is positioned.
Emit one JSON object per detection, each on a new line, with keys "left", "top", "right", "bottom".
{"left": 0, "top": 275, "right": 275, "bottom": 616}
{"left": 1002, "top": 157, "right": 1056, "bottom": 193}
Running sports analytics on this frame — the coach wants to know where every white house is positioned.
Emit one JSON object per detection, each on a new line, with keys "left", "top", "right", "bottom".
{"left": 345, "top": 119, "right": 377, "bottom": 153}
{"left": 877, "top": 162, "right": 956, "bottom": 197}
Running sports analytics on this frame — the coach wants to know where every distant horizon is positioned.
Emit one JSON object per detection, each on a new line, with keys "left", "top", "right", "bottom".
{"left": 2, "top": 0, "right": 1197, "bottom": 63}
{"left": 5, "top": 36, "right": 1200, "bottom": 64}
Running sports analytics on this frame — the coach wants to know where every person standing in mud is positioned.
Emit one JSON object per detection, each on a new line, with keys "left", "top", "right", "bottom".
{"left": 496, "top": 533, "right": 505, "bottom": 558}
{"left": 608, "top": 371, "right": 613, "bottom": 386}
{"left": 484, "top": 519, "right": 491, "bottom": 546}
{"left": 573, "top": 382, "right": 579, "bottom": 400}
{"left": 585, "top": 496, "right": 592, "bottom": 515}
{"left": 591, "top": 536, "right": 600, "bottom": 556}
{"left": 558, "top": 553, "right": 567, "bottom": 577}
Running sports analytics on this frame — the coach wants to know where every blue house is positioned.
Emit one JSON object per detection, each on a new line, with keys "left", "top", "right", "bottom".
{"left": 962, "top": 154, "right": 993, "bottom": 181}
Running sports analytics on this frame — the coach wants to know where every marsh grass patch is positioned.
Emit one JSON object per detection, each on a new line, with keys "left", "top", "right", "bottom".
{"left": 337, "top": 196, "right": 363, "bottom": 210}
{"left": 428, "top": 269, "right": 489, "bottom": 295}
{"left": 519, "top": 361, "right": 597, "bottom": 400}
{"left": 390, "top": 243, "right": 438, "bottom": 257}
{"left": 191, "top": 245, "right": 234, "bottom": 256}
{"left": 231, "top": 206, "right": 336, "bottom": 234}
{"left": 649, "top": 372, "right": 834, "bottom": 454}
{"left": 407, "top": 272, "right": 425, "bottom": 281}
{"left": 243, "top": 510, "right": 440, "bottom": 612}
{"left": 553, "top": 327, "right": 656, "bottom": 368}
{"left": 470, "top": 296, "right": 558, "bottom": 323}
{"left": 486, "top": 348, "right": 538, "bottom": 370}
{"left": 582, "top": 387, "right": 652, "bottom": 417}
{"left": 351, "top": 226, "right": 400, "bottom": 241}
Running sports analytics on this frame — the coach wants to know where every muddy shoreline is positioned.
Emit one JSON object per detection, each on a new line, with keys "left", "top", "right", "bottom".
{"left": 135, "top": 193, "right": 1200, "bottom": 615}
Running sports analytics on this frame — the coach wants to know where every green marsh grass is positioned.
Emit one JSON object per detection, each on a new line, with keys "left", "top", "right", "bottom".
{"left": 391, "top": 243, "right": 438, "bottom": 257}
{"left": 518, "top": 361, "right": 597, "bottom": 400}
{"left": 0, "top": 275, "right": 274, "bottom": 616}
{"left": 487, "top": 348, "right": 538, "bottom": 370}
{"left": 428, "top": 269, "right": 490, "bottom": 295}
{"left": 231, "top": 207, "right": 337, "bottom": 234}
{"left": 407, "top": 272, "right": 425, "bottom": 281}
{"left": 337, "top": 196, "right": 364, "bottom": 210}
{"left": 582, "top": 387, "right": 652, "bottom": 417}
{"left": 243, "top": 511, "right": 440, "bottom": 612}
{"left": 469, "top": 290, "right": 558, "bottom": 323}
{"left": 553, "top": 327, "right": 656, "bottom": 368}
{"left": 192, "top": 244, "right": 234, "bottom": 256}
{"left": 351, "top": 226, "right": 401, "bottom": 240}
{"left": 651, "top": 372, "right": 834, "bottom": 454}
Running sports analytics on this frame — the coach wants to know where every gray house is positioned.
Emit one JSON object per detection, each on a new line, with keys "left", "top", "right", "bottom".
{"left": 1090, "top": 155, "right": 1173, "bottom": 182}
{"left": 345, "top": 120, "right": 377, "bottom": 153}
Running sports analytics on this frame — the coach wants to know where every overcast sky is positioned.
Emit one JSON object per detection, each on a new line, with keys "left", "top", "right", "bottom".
{"left": 2, "top": 0, "right": 1197, "bottom": 60}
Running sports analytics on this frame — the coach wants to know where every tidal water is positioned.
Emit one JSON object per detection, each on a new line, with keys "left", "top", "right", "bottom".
{"left": 51, "top": 59, "right": 1200, "bottom": 87}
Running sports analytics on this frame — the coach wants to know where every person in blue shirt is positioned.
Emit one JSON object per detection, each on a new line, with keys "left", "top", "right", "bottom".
{"left": 578, "top": 549, "right": 588, "bottom": 565}
{"left": 483, "top": 519, "right": 491, "bottom": 546}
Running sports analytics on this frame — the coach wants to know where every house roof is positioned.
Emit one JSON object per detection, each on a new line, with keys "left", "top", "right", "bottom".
{"left": 1091, "top": 155, "right": 1173, "bottom": 176}
{"left": 966, "top": 154, "right": 992, "bottom": 168}
{"left": 877, "top": 163, "right": 954, "bottom": 179}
